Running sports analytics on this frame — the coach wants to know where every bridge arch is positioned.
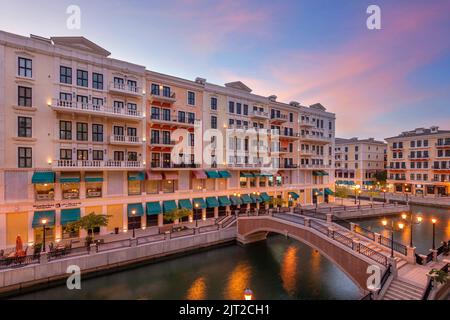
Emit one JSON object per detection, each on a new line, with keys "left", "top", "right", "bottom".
{"left": 238, "top": 216, "right": 387, "bottom": 292}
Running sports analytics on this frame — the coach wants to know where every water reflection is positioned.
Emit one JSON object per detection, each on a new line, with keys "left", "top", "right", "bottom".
{"left": 186, "top": 277, "right": 207, "bottom": 300}
{"left": 224, "top": 262, "right": 252, "bottom": 300}
{"left": 280, "top": 246, "right": 298, "bottom": 296}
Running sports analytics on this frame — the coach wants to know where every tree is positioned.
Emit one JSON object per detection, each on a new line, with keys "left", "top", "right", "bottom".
{"left": 334, "top": 187, "right": 348, "bottom": 205}
{"left": 374, "top": 171, "right": 387, "bottom": 186}
{"left": 268, "top": 197, "right": 285, "bottom": 208}
{"left": 163, "top": 208, "right": 192, "bottom": 223}
{"left": 65, "top": 212, "right": 110, "bottom": 243}
{"left": 428, "top": 268, "right": 449, "bottom": 285}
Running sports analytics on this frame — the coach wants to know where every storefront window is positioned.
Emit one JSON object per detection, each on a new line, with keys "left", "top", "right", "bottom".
{"left": 240, "top": 177, "right": 247, "bottom": 188}
{"left": 249, "top": 178, "right": 256, "bottom": 188}
{"left": 276, "top": 176, "right": 282, "bottom": 186}
{"left": 86, "top": 182, "right": 102, "bottom": 198}
{"left": 259, "top": 177, "right": 267, "bottom": 187}
{"left": 62, "top": 226, "right": 79, "bottom": 239}
{"left": 62, "top": 183, "right": 80, "bottom": 199}
{"left": 35, "top": 184, "right": 55, "bottom": 201}
{"left": 34, "top": 226, "right": 54, "bottom": 244}
{"left": 268, "top": 177, "right": 274, "bottom": 187}
{"left": 128, "top": 180, "right": 142, "bottom": 195}
{"left": 146, "top": 180, "right": 159, "bottom": 194}
{"left": 162, "top": 180, "right": 175, "bottom": 193}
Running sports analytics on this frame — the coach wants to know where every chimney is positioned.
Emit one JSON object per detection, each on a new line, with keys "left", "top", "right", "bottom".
{"left": 268, "top": 95, "right": 277, "bottom": 102}
{"left": 195, "top": 77, "right": 206, "bottom": 85}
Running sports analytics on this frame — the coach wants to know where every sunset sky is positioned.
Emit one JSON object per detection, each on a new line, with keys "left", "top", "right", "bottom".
{"left": 1, "top": 0, "right": 449, "bottom": 139}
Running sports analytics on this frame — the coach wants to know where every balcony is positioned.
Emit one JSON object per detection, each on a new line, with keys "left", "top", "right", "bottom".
{"left": 301, "top": 149, "right": 315, "bottom": 156}
{"left": 436, "top": 142, "right": 450, "bottom": 148}
{"left": 270, "top": 147, "right": 289, "bottom": 154}
{"left": 149, "top": 115, "right": 200, "bottom": 128}
{"left": 109, "top": 135, "right": 142, "bottom": 146}
{"left": 50, "top": 99, "right": 144, "bottom": 121}
{"left": 150, "top": 162, "right": 200, "bottom": 170}
{"left": 53, "top": 160, "right": 144, "bottom": 171}
{"left": 149, "top": 139, "right": 176, "bottom": 148}
{"left": 108, "top": 82, "right": 142, "bottom": 97}
{"left": 249, "top": 110, "right": 269, "bottom": 119}
{"left": 149, "top": 92, "right": 177, "bottom": 104}
{"left": 270, "top": 114, "right": 288, "bottom": 124}
{"left": 298, "top": 164, "right": 331, "bottom": 169}
{"left": 299, "top": 134, "right": 331, "bottom": 143}
{"left": 408, "top": 155, "right": 430, "bottom": 160}
{"left": 299, "top": 119, "right": 315, "bottom": 127}
{"left": 432, "top": 166, "right": 450, "bottom": 171}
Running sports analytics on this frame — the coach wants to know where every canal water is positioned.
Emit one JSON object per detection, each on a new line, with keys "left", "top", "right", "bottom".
{"left": 11, "top": 204, "right": 450, "bottom": 300}
{"left": 13, "top": 236, "right": 361, "bottom": 300}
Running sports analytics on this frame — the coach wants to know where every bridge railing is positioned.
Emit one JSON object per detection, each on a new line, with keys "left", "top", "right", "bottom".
{"left": 332, "top": 216, "right": 352, "bottom": 230}
{"left": 310, "top": 220, "right": 329, "bottom": 236}
{"left": 357, "top": 242, "right": 388, "bottom": 266}
{"left": 378, "top": 235, "right": 408, "bottom": 256}
{"left": 354, "top": 225, "right": 375, "bottom": 241}
{"left": 329, "top": 230, "right": 353, "bottom": 249}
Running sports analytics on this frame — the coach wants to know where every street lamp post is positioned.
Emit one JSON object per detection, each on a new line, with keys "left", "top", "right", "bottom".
{"left": 314, "top": 192, "right": 319, "bottom": 209}
{"left": 358, "top": 190, "right": 362, "bottom": 205}
{"left": 432, "top": 218, "right": 437, "bottom": 250}
{"left": 382, "top": 218, "right": 405, "bottom": 258}
{"left": 382, "top": 188, "right": 387, "bottom": 203}
{"left": 244, "top": 288, "right": 253, "bottom": 300}
{"left": 41, "top": 219, "right": 48, "bottom": 252}
{"left": 195, "top": 203, "right": 200, "bottom": 227}
{"left": 401, "top": 213, "right": 422, "bottom": 248}
{"left": 131, "top": 209, "right": 136, "bottom": 238}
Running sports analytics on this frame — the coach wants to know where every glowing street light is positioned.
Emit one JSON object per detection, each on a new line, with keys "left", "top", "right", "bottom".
{"left": 431, "top": 218, "right": 437, "bottom": 250}
{"left": 381, "top": 218, "right": 405, "bottom": 258}
{"left": 243, "top": 288, "right": 253, "bottom": 300}
{"left": 41, "top": 218, "right": 48, "bottom": 252}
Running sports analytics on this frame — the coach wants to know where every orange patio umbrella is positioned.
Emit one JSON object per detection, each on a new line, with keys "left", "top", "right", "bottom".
{"left": 15, "top": 235, "right": 25, "bottom": 257}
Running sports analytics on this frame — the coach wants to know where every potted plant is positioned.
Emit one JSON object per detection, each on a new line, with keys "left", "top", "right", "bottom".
{"left": 334, "top": 186, "right": 348, "bottom": 206}
{"left": 428, "top": 268, "right": 449, "bottom": 285}
{"left": 163, "top": 208, "right": 192, "bottom": 230}
{"left": 65, "top": 212, "right": 110, "bottom": 247}
{"left": 268, "top": 197, "right": 285, "bottom": 212}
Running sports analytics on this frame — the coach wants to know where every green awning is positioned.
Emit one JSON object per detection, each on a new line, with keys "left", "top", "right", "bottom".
{"left": 178, "top": 199, "right": 193, "bottom": 210}
{"left": 32, "top": 210, "right": 55, "bottom": 228}
{"left": 85, "top": 172, "right": 103, "bottom": 182}
{"left": 324, "top": 188, "right": 334, "bottom": 196}
{"left": 218, "top": 196, "right": 231, "bottom": 206}
{"left": 260, "top": 173, "right": 273, "bottom": 177}
{"left": 241, "top": 194, "right": 252, "bottom": 204}
{"left": 146, "top": 202, "right": 162, "bottom": 215}
{"left": 250, "top": 194, "right": 262, "bottom": 202}
{"left": 32, "top": 172, "right": 55, "bottom": 184}
{"left": 128, "top": 171, "right": 145, "bottom": 181}
{"left": 205, "top": 171, "right": 220, "bottom": 179}
{"left": 128, "top": 203, "right": 144, "bottom": 217}
{"left": 312, "top": 189, "right": 324, "bottom": 196}
{"left": 240, "top": 172, "right": 254, "bottom": 178}
{"left": 206, "top": 197, "right": 219, "bottom": 208}
{"left": 61, "top": 208, "right": 81, "bottom": 226}
{"left": 60, "top": 173, "right": 81, "bottom": 183}
{"left": 363, "top": 181, "right": 374, "bottom": 185}
{"left": 163, "top": 200, "right": 177, "bottom": 213}
{"left": 321, "top": 170, "right": 329, "bottom": 176}
{"left": 218, "top": 171, "right": 231, "bottom": 178}
{"left": 312, "top": 171, "right": 324, "bottom": 177}
{"left": 289, "top": 192, "right": 300, "bottom": 200}
{"left": 230, "top": 196, "right": 243, "bottom": 205}
{"left": 347, "top": 181, "right": 355, "bottom": 186}
{"left": 260, "top": 192, "right": 271, "bottom": 202}
{"left": 193, "top": 198, "right": 207, "bottom": 209}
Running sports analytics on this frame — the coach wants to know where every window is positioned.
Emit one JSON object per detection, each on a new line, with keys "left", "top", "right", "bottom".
{"left": 60, "top": 121, "right": 72, "bottom": 140}
{"left": 178, "top": 111, "right": 186, "bottom": 123}
{"left": 114, "top": 77, "right": 124, "bottom": 88}
{"left": 162, "top": 86, "right": 171, "bottom": 97}
{"left": 211, "top": 116, "right": 217, "bottom": 129}
{"left": 151, "top": 83, "right": 160, "bottom": 95}
{"left": 77, "top": 95, "right": 88, "bottom": 105}
{"left": 188, "top": 112, "right": 195, "bottom": 124}
{"left": 151, "top": 107, "right": 160, "bottom": 120}
{"left": 113, "top": 126, "right": 124, "bottom": 136}
{"left": 92, "top": 150, "right": 103, "bottom": 160}
{"left": 60, "top": 149, "right": 72, "bottom": 160}
{"left": 62, "top": 182, "right": 79, "bottom": 200}
{"left": 211, "top": 97, "right": 217, "bottom": 110}
{"left": 92, "top": 97, "right": 103, "bottom": 107}
{"left": 77, "top": 150, "right": 88, "bottom": 160}
{"left": 187, "top": 91, "right": 195, "bottom": 105}
{"left": 18, "top": 117, "right": 32, "bottom": 137}
{"left": 229, "top": 101, "right": 235, "bottom": 113}
{"left": 127, "top": 103, "right": 137, "bottom": 114}
{"left": 243, "top": 104, "right": 248, "bottom": 116}
{"left": 92, "top": 73, "right": 103, "bottom": 90}
{"left": 114, "top": 151, "right": 125, "bottom": 161}
{"left": 76, "top": 122, "right": 88, "bottom": 141}
{"left": 18, "top": 57, "right": 32, "bottom": 77}
{"left": 18, "top": 86, "right": 32, "bottom": 107}
{"left": 60, "top": 92, "right": 72, "bottom": 102}
{"left": 289, "top": 113, "right": 294, "bottom": 122}
{"left": 128, "top": 152, "right": 138, "bottom": 161}
{"left": 236, "top": 103, "right": 242, "bottom": 115}
{"left": 189, "top": 133, "right": 195, "bottom": 147}
{"left": 18, "top": 147, "right": 32, "bottom": 168}
{"left": 92, "top": 124, "right": 103, "bottom": 142}
{"left": 76, "top": 69, "right": 88, "bottom": 87}
{"left": 60, "top": 66, "right": 72, "bottom": 84}
{"left": 127, "top": 80, "right": 137, "bottom": 92}
{"left": 127, "top": 127, "right": 137, "bottom": 137}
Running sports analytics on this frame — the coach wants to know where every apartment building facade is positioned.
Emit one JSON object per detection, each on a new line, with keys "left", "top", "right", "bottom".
{"left": 385, "top": 126, "right": 450, "bottom": 196}
{"left": 0, "top": 31, "right": 336, "bottom": 249}
{"left": 335, "top": 138, "right": 387, "bottom": 188}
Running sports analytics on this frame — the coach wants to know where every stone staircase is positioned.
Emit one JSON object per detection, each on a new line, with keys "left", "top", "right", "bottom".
{"left": 382, "top": 279, "right": 424, "bottom": 300}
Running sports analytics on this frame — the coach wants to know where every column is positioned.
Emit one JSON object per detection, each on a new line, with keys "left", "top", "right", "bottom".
{"left": 122, "top": 204, "right": 128, "bottom": 231}
{"left": 100, "top": 205, "right": 108, "bottom": 235}
{"left": 214, "top": 207, "right": 219, "bottom": 219}
{"left": 27, "top": 210, "right": 34, "bottom": 244}
{"left": 55, "top": 209, "right": 62, "bottom": 242}
{"left": 79, "top": 207, "right": 87, "bottom": 238}
{"left": 141, "top": 203, "right": 147, "bottom": 229}
{"left": 158, "top": 214, "right": 164, "bottom": 227}
{"left": 202, "top": 208, "right": 206, "bottom": 220}
{"left": 79, "top": 181, "right": 86, "bottom": 199}
{"left": 0, "top": 212, "right": 6, "bottom": 249}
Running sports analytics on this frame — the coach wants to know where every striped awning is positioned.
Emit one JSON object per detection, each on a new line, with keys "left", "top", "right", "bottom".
{"left": 218, "top": 196, "right": 231, "bottom": 206}
{"left": 178, "top": 199, "right": 193, "bottom": 210}
{"left": 146, "top": 202, "right": 162, "bottom": 215}
{"left": 32, "top": 172, "right": 55, "bottom": 184}
{"left": 61, "top": 208, "right": 81, "bottom": 226}
{"left": 32, "top": 210, "right": 55, "bottom": 228}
